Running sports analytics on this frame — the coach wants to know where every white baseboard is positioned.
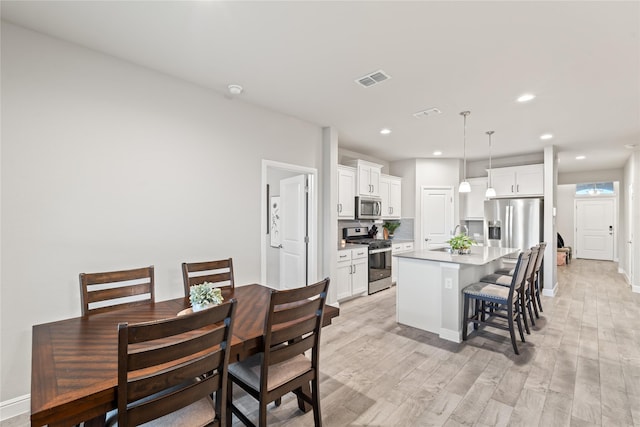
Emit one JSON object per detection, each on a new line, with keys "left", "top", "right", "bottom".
{"left": 542, "top": 281, "right": 558, "bottom": 297}
{"left": 633, "top": 284, "right": 640, "bottom": 294}
{"left": 0, "top": 394, "right": 30, "bottom": 422}
{"left": 440, "top": 327, "right": 462, "bottom": 343}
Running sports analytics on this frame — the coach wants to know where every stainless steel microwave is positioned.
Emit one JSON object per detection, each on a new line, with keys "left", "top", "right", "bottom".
{"left": 355, "top": 196, "right": 382, "bottom": 220}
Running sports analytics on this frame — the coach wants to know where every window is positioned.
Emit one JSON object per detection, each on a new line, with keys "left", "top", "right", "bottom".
{"left": 575, "top": 182, "right": 615, "bottom": 196}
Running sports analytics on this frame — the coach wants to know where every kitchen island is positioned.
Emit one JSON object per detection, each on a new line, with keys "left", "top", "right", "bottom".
{"left": 394, "top": 246, "right": 519, "bottom": 343}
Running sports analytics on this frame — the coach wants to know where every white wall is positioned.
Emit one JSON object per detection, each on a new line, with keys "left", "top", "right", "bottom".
{"left": 338, "top": 148, "right": 389, "bottom": 173}
{"left": 559, "top": 168, "right": 623, "bottom": 185}
{"left": 622, "top": 155, "right": 635, "bottom": 284}
{"left": 0, "top": 23, "right": 325, "bottom": 405}
{"left": 556, "top": 184, "right": 576, "bottom": 248}
{"left": 467, "top": 152, "right": 544, "bottom": 178}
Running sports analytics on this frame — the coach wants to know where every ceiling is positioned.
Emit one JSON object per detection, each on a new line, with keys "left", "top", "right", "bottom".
{"left": 2, "top": 1, "right": 639, "bottom": 173}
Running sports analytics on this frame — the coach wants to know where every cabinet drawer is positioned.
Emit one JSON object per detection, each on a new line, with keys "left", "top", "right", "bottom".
{"left": 392, "top": 243, "right": 403, "bottom": 253}
{"left": 402, "top": 242, "right": 414, "bottom": 251}
{"left": 351, "top": 248, "right": 368, "bottom": 259}
{"left": 338, "top": 250, "right": 352, "bottom": 263}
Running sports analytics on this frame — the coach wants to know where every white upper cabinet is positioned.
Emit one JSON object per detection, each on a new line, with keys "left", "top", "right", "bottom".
{"left": 489, "top": 164, "right": 544, "bottom": 198}
{"left": 380, "top": 174, "right": 402, "bottom": 219}
{"left": 464, "top": 177, "right": 487, "bottom": 219}
{"left": 346, "top": 160, "right": 383, "bottom": 196}
{"left": 337, "top": 165, "right": 356, "bottom": 219}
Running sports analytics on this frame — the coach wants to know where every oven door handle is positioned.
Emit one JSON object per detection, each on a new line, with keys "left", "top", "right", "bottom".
{"left": 369, "top": 248, "right": 392, "bottom": 254}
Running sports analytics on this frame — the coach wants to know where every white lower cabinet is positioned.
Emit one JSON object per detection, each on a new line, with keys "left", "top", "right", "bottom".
{"left": 337, "top": 247, "right": 368, "bottom": 301}
{"left": 392, "top": 241, "right": 414, "bottom": 284}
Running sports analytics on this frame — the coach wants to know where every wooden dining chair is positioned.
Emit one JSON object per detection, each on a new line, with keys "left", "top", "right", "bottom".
{"left": 106, "top": 299, "right": 237, "bottom": 427}
{"left": 79, "top": 266, "right": 155, "bottom": 316}
{"left": 462, "top": 250, "right": 531, "bottom": 355}
{"left": 228, "top": 277, "right": 330, "bottom": 427}
{"left": 182, "top": 258, "right": 235, "bottom": 297}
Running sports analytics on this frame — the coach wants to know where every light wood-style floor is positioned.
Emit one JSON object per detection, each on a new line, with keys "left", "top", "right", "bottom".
{"left": 4, "top": 259, "right": 638, "bottom": 426}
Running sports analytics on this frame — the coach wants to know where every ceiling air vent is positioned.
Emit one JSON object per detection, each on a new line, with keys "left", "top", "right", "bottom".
{"left": 355, "top": 70, "right": 391, "bottom": 88}
{"left": 413, "top": 107, "right": 442, "bottom": 119}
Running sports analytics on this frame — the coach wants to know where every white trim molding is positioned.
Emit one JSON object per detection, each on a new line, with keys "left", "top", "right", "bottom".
{"left": 0, "top": 394, "right": 30, "bottom": 422}
{"left": 633, "top": 284, "right": 640, "bottom": 294}
{"left": 543, "top": 281, "right": 558, "bottom": 297}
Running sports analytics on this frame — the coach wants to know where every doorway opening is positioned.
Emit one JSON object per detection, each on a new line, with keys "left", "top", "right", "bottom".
{"left": 261, "top": 160, "right": 318, "bottom": 289}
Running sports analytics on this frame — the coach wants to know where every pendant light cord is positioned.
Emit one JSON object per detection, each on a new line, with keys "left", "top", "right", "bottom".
{"left": 487, "top": 130, "right": 494, "bottom": 187}
{"left": 460, "top": 111, "right": 470, "bottom": 181}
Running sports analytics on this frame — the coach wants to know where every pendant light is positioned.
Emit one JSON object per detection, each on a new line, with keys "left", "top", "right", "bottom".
{"left": 459, "top": 111, "right": 471, "bottom": 193}
{"left": 485, "top": 130, "right": 497, "bottom": 198}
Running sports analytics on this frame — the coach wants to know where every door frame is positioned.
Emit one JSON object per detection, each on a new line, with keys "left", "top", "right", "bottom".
{"left": 261, "top": 160, "right": 318, "bottom": 287}
{"left": 574, "top": 196, "right": 617, "bottom": 261}
{"left": 419, "top": 186, "right": 455, "bottom": 249}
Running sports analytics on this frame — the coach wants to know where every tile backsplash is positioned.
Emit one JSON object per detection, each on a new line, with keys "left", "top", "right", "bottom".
{"left": 338, "top": 218, "right": 414, "bottom": 241}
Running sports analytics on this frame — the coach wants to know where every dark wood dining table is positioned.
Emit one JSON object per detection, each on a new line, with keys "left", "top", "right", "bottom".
{"left": 30, "top": 284, "right": 339, "bottom": 427}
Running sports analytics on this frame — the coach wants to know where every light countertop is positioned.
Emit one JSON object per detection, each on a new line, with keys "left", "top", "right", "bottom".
{"left": 338, "top": 243, "right": 369, "bottom": 251}
{"left": 394, "top": 246, "right": 519, "bottom": 266}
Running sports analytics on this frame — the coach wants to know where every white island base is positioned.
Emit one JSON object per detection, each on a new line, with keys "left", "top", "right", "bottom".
{"left": 395, "top": 246, "right": 519, "bottom": 343}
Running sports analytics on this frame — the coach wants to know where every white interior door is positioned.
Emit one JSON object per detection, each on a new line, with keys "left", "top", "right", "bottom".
{"left": 421, "top": 187, "right": 453, "bottom": 249}
{"left": 576, "top": 198, "right": 614, "bottom": 260}
{"left": 279, "top": 174, "right": 307, "bottom": 289}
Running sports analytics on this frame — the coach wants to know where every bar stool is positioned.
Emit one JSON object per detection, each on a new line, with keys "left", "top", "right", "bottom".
{"left": 480, "top": 245, "right": 540, "bottom": 332}
{"left": 462, "top": 249, "right": 532, "bottom": 355}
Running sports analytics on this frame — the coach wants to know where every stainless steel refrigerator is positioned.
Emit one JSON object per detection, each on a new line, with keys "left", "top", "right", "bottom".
{"left": 484, "top": 198, "right": 543, "bottom": 259}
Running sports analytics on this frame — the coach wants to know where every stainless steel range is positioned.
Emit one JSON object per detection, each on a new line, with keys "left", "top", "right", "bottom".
{"left": 343, "top": 227, "right": 392, "bottom": 294}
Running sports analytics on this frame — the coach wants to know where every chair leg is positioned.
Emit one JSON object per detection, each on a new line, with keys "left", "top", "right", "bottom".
{"left": 536, "top": 278, "right": 544, "bottom": 312}
{"left": 311, "top": 378, "right": 322, "bottom": 427}
{"left": 274, "top": 398, "right": 282, "bottom": 407}
{"left": 530, "top": 282, "right": 539, "bottom": 319}
{"left": 507, "top": 303, "right": 519, "bottom": 355}
{"left": 526, "top": 291, "right": 536, "bottom": 327}
{"left": 520, "top": 290, "right": 530, "bottom": 335}
{"left": 515, "top": 303, "right": 525, "bottom": 343}
{"left": 462, "top": 295, "right": 470, "bottom": 340}
{"left": 295, "top": 383, "right": 312, "bottom": 413}
{"left": 259, "top": 398, "right": 268, "bottom": 427}
{"left": 226, "top": 379, "right": 233, "bottom": 427}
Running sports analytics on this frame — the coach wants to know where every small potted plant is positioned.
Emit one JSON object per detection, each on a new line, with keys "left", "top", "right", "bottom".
{"left": 383, "top": 221, "right": 401, "bottom": 239}
{"left": 447, "top": 234, "right": 476, "bottom": 254}
{"left": 189, "top": 282, "right": 224, "bottom": 311}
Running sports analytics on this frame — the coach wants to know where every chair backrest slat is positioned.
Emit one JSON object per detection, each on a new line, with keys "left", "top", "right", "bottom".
{"left": 269, "top": 335, "right": 314, "bottom": 366}
{"left": 127, "top": 374, "right": 219, "bottom": 426}
{"left": 80, "top": 266, "right": 155, "bottom": 315}
{"left": 261, "top": 278, "right": 330, "bottom": 391}
{"left": 117, "top": 299, "right": 236, "bottom": 426}
{"left": 182, "top": 258, "right": 234, "bottom": 297}
{"left": 127, "top": 351, "right": 223, "bottom": 402}
{"left": 508, "top": 250, "right": 532, "bottom": 302}
{"left": 128, "top": 326, "right": 226, "bottom": 371}
{"left": 271, "top": 298, "right": 322, "bottom": 325}
{"left": 270, "top": 315, "right": 317, "bottom": 345}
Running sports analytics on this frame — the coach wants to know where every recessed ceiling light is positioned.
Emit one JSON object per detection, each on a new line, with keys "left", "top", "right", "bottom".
{"left": 228, "top": 84, "right": 243, "bottom": 95}
{"left": 517, "top": 93, "right": 536, "bottom": 103}
{"left": 540, "top": 133, "right": 553, "bottom": 140}
{"left": 380, "top": 128, "right": 391, "bottom": 135}
{"left": 576, "top": 155, "right": 586, "bottom": 160}
{"left": 433, "top": 150, "right": 443, "bottom": 156}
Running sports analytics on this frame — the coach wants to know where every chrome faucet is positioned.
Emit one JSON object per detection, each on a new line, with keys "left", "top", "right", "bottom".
{"left": 453, "top": 224, "right": 469, "bottom": 236}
